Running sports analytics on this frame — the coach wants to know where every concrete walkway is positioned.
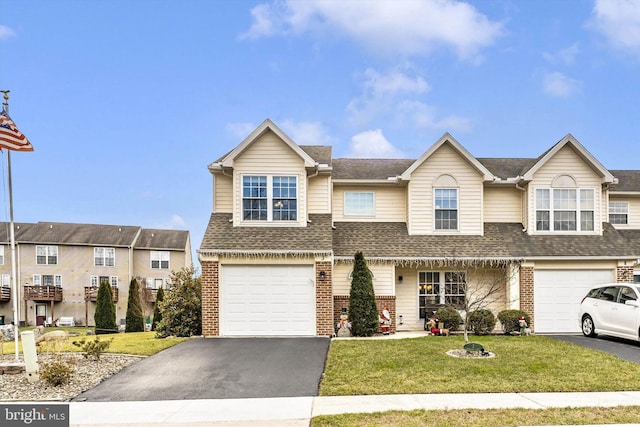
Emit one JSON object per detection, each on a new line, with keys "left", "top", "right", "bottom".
{"left": 64, "top": 391, "right": 640, "bottom": 426}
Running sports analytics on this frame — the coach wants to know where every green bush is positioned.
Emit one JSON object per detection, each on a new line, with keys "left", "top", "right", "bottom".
{"left": 125, "top": 278, "right": 145, "bottom": 332}
{"left": 497, "top": 309, "right": 531, "bottom": 334}
{"left": 468, "top": 309, "right": 496, "bottom": 335}
{"left": 156, "top": 267, "right": 202, "bottom": 338}
{"left": 152, "top": 286, "right": 164, "bottom": 331}
{"left": 72, "top": 336, "right": 113, "bottom": 360}
{"left": 434, "top": 306, "right": 463, "bottom": 331}
{"left": 348, "top": 252, "right": 379, "bottom": 337}
{"left": 40, "top": 355, "right": 74, "bottom": 386}
{"left": 94, "top": 281, "right": 117, "bottom": 335}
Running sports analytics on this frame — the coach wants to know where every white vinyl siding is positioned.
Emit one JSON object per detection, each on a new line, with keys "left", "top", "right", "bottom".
{"left": 214, "top": 174, "right": 233, "bottom": 213}
{"left": 332, "top": 262, "right": 394, "bottom": 296}
{"left": 333, "top": 186, "right": 406, "bottom": 222}
{"left": 483, "top": 187, "right": 523, "bottom": 223}
{"left": 233, "top": 130, "right": 306, "bottom": 227}
{"left": 307, "top": 175, "right": 331, "bottom": 214}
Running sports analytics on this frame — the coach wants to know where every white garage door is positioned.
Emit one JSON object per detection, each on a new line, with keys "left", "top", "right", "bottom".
{"left": 221, "top": 265, "right": 315, "bottom": 336}
{"left": 534, "top": 269, "right": 615, "bottom": 333}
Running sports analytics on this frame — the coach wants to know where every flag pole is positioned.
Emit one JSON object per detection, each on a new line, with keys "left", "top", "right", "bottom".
{"left": 1, "top": 90, "right": 20, "bottom": 361}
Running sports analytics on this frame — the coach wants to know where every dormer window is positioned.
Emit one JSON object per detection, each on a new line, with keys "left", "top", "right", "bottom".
{"left": 242, "top": 175, "right": 297, "bottom": 221}
{"left": 535, "top": 188, "right": 594, "bottom": 231}
{"left": 434, "top": 188, "right": 458, "bottom": 230}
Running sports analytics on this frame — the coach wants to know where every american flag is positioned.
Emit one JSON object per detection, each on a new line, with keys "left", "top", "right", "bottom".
{"left": 0, "top": 109, "right": 33, "bottom": 151}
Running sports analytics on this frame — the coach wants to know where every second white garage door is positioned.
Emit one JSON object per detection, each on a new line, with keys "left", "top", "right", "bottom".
{"left": 534, "top": 269, "right": 615, "bottom": 333}
{"left": 221, "top": 265, "right": 316, "bottom": 336}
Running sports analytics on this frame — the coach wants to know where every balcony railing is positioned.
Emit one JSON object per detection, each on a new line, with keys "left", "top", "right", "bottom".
{"left": 0, "top": 286, "right": 10, "bottom": 302}
{"left": 84, "top": 286, "right": 119, "bottom": 302}
{"left": 24, "top": 285, "right": 63, "bottom": 302}
{"left": 142, "top": 288, "right": 159, "bottom": 303}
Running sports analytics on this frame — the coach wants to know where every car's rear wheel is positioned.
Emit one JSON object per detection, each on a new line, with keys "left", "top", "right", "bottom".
{"left": 582, "top": 315, "right": 596, "bottom": 337}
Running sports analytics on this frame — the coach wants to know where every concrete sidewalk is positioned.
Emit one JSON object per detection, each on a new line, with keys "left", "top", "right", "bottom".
{"left": 64, "top": 391, "right": 640, "bottom": 426}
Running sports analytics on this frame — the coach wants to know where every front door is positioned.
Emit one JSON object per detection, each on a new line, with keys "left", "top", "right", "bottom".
{"left": 35, "top": 304, "right": 47, "bottom": 326}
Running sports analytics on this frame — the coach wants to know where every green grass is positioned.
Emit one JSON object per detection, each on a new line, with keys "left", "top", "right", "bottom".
{"left": 320, "top": 335, "right": 640, "bottom": 395}
{"left": 311, "top": 406, "right": 640, "bottom": 427}
{"left": 0, "top": 327, "right": 188, "bottom": 357}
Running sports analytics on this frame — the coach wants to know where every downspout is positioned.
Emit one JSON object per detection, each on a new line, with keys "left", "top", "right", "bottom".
{"left": 515, "top": 177, "right": 527, "bottom": 232}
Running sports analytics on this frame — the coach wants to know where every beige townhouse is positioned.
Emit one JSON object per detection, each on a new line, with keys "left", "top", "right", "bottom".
{"left": 0, "top": 222, "right": 191, "bottom": 327}
{"left": 199, "top": 119, "right": 640, "bottom": 337}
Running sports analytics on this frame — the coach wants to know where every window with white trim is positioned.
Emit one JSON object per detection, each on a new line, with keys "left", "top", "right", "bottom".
{"left": 151, "top": 251, "right": 170, "bottom": 269}
{"left": 242, "top": 175, "right": 297, "bottom": 221}
{"left": 344, "top": 192, "right": 375, "bottom": 216}
{"left": 111, "top": 276, "right": 119, "bottom": 288}
{"left": 94, "top": 247, "right": 115, "bottom": 266}
{"left": 36, "top": 245, "right": 58, "bottom": 265}
{"left": 1, "top": 274, "right": 9, "bottom": 288}
{"left": 33, "top": 274, "right": 62, "bottom": 287}
{"left": 609, "top": 201, "right": 629, "bottom": 225}
{"left": 535, "top": 188, "right": 595, "bottom": 231}
{"left": 0, "top": 246, "right": 4, "bottom": 265}
{"left": 434, "top": 188, "right": 458, "bottom": 230}
{"left": 418, "top": 271, "right": 466, "bottom": 315}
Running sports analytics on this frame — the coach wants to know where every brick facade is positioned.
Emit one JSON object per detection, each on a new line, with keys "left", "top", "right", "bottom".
{"left": 519, "top": 266, "right": 535, "bottom": 330}
{"left": 201, "top": 260, "right": 219, "bottom": 337}
{"left": 617, "top": 265, "right": 634, "bottom": 283}
{"left": 333, "top": 295, "right": 397, "bottom": 335}
{"left": 316, "top": 261, "right": 334, "bottom": 336}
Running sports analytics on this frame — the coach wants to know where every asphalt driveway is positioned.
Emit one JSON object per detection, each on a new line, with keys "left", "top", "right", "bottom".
{"left": 550, "top": 334, "right": 640, "bottom": 364}
{"left": 73, "top": 337, "right": 330, "bottom": 402}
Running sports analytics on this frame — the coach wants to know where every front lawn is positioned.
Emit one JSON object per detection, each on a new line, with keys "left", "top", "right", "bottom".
{"left": 320, "top": 335, "right": 640, "bottom": 395}
{"left": 0, "top": 327, "right": 188, "bottom": 357}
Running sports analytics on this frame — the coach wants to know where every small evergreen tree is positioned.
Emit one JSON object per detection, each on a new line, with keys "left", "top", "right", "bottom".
{"left": 156, "top": 266, "right": 202, "bottom": 338}
{"left": 151, "top": 286, "right": 164, "bottom": 331}
{"left": 125, "top": 278, "right": 145, "bottom": 332}
{"left": 348, "top": 251, "right": 379, "bottom": 337}
{"left": 94, "top": 280, "right": 117, "bottom": 335}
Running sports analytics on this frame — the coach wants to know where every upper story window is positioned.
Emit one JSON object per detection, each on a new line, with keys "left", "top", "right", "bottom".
{"left": 344, "top": 192, "right": 374, "bottom": 216}
{"left": 609, "top": 201, "right": 629, "bottom": 225}
{"left": 434, "top": 188, "right": 458, "bottom": 230}
{"left": 36, "top": 245, "right": 58, "bottom": 265}
{"left": 535, "top": 188, "right": 594, "bottom": 231}
{"left": 33, "top": 274, "right": 62, "bottom": 287}
{"left": 151, "top": 251, "right": 170, "bottom": 269}
{"left": 94, "top": 247, "right": 115, "bottom": 267}
{"left": 242, "top": 175, "right": 297, "bottom": 221}
{"left": 0, "top": 246, "right": 4, "bottom": 265}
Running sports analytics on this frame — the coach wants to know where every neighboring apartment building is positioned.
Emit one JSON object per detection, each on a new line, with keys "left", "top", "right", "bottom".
{"left": 0, "top": 222, "right": 192, "bottom": 327}
{"left": 199, "top": 119, "right": 640, "bottom": 337}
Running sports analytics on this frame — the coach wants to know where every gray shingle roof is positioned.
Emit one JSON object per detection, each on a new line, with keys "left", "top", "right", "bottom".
{"left": 332, "top": 159, "right": 415, "bottom": 180}
{"left": 134, "top": 229, "right": 190, "bottom": 251}
{"left": 15, "top": 222, "right": 141, "bottom": 246}
{"left": 610, "top": 170, "right": 640, "bottom": 193}
{"left": 477, "top": 158, "right": 537, "bottom": 179}
{"left": 199, "top": 213, "right": 333, "bottom": 254}
{"left": 300, "top": 145, "right": 332, "bottom": 165}
{"left": 0, "top": 222, "right": 35, "bottom": 244}
{"left": 332, "top": 222, "right": 638, "bottom": 260}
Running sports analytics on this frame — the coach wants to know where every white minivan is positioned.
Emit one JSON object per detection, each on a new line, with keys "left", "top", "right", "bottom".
{"left": 579, "top": 283, "right": 640, "bottom": 341}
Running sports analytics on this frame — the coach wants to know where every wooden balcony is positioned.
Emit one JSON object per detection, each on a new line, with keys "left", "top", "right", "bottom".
{"left": 24, "top": 285, "right": 63, "bottom": 302}
{"left": 84, "top": 286, "right": 119, "bottom": 302}
{"left": 142, "top": 288, "right": 159, "bottom": 303}
{"left": 0, "top": 286, "right": 10, "bottom": 302}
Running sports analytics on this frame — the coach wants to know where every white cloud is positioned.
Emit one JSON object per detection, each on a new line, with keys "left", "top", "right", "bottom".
{"left": 346, "top": 129, "right": 404, "bottom": 158}
{"left": 226, "top": 122, "right": 256, "bottom": 140}
{"left": 154, "top": 214, "right": 187, "bottom": 230}
{"left": 397, "top": 100, "right": 472, "bottom": 133}
{"left": 280, "top": 120, "right": 333, "bottom": 146}
{"left": 242, "top": 0, "right": 503, "bottom": 61}
{"left": 543, "top": 72, "right": 581, "bottom": 98}
{"left": 0, "top": 25, "right": 16, "bottom": 41}
{"left": 590, "top": 0, "right": 640, "bottom": 57}
{"left": 543, "top": 43, "right": 580, "bottom": 65}
{"left": 348, "top": 67, "right": 431, "bottom": 127}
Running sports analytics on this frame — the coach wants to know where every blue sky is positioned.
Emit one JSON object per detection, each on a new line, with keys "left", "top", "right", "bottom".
{"left": 1, "top": 0, "right": 640, "bottom": 260}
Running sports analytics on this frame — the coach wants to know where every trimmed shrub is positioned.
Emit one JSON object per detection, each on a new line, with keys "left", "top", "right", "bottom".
{"left": 94, "top": 281, "right": 117, "bottom": 335}
{"left": 72, "top": 336, "right": 113, "bottom": 360}
{"left": 156, "top": 267, "right": 202, "bottom": 338}
{"left": 348, "top": 251, "right": 379, "bottom": 337}
{"left": 125, "top": 278, "right": 145, "bottom": 332}
{"left": 498, "top": 309, "right": 531, "bottom": 334}
{"left": 151, "top": 286, "right": 164, "bottom": 331}
{"left": 40, "top": 355, "right": 74, "bottom": 386}
{"left": 468, "top": 309, "right": 496, "bottom": 335}
{"left": 434, "top": 306, "right": 463, "bottom": 331}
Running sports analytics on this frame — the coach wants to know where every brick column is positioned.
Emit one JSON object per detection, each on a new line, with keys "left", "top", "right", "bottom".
{"left": 617, "top": 265, "right": 634, "bottom": 283}
{"left": 519, "top": 266, "right": 534, "bottom": 330}
{"left": 201, "top": 260, "right": 219, "bottom": 337}
{"left": 316, "top": 262, "right": 334, "bottom": 336}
